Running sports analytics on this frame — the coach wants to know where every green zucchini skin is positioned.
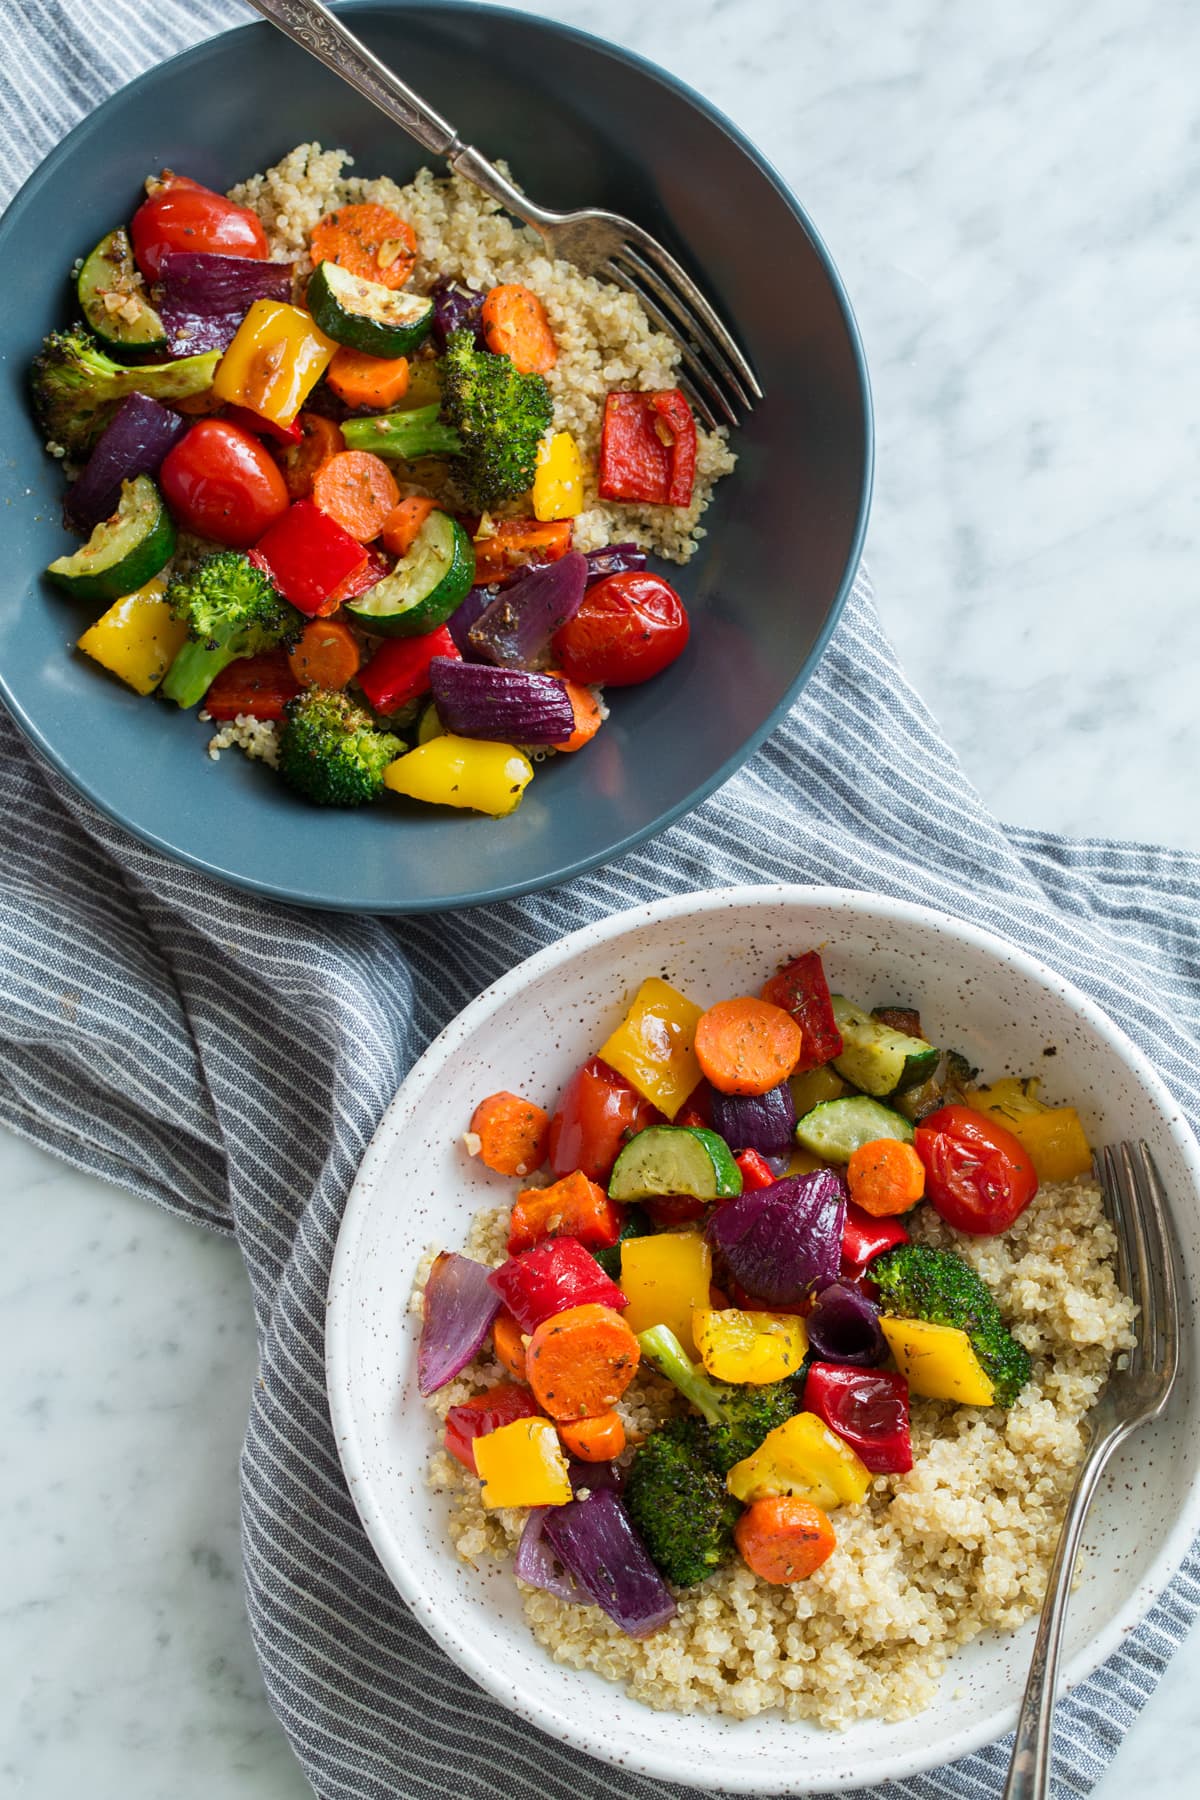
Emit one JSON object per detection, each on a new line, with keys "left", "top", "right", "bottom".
{"left": 77, "top": 229, "right": 167, "bottom": 360}
{"left": 794, "top": 1095, "right": 915, "bottom": 1162}
{"left": 343, "top": 510, "right": 474, "bottom": 638}
{"left": 46, "top": 475, "right": 175, "bottom": 603}
{"left": 307, "top": 261, "right": 434, "bottom": 358}
{"left": 609, "top": 1125, "right": 743, "bottom": 1203}
{"left": 831, "top": 996, "right": 939, "bottom": 1096}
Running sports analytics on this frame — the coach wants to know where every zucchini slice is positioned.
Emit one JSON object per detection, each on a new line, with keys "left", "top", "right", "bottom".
{"left": 46, "top": 475, "right": 176, "bottom": 603}
{"left": 608, "top": 1126, "right": 743, "bottom": 1203}
{"left": 77, "top": 228, "right": 166, "bottom": 359}
{"left": 794, "top": 1096, "right": 915, "bottom": 1162}
{"left": 343, "top": 510, "right": 474, "bottom": 637}
{"left": 307, "top": 260, "right": 434, "bottom": 358}
{"left": 831, "top": 996, "right": 939, "bottom": 1096}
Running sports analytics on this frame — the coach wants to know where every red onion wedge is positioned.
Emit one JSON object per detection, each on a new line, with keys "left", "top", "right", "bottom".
{"left": 64, "top": 393, "right": 187, "bottom": 532}
{"left": 805, "top": 1281, "right": 887, "bottom": 1366}
{"left": 708, "top": 1082, "right": 797, "bottom": 1155}
{"left": 430, "top": 278, "right": 487, "bottom": 350}
{"left": 514, "top": 1508, "right": 584, "bottom": 1602}
{"left": 417, "top": 1251, "right": 501, "bottom": 1396}
{"left": 707, "top": 1170, "right": 847, "bottom": 1306}
{"left": 446, "top": 585, "right": 497, "bottom": 658}
{"left": 467, "top": 553, "right": 588, "bottom": 669}
{"left": 542, "top": 1489, "right": 676, "bottom": 1638}
{"left": 583, "top": 543, "right": 646, "bottom": 584}
{"left": 429, "top": 659, "right": 575, "bottom": 744}
{"left": 156, "top": 250, "right": 293, "bottom": 355}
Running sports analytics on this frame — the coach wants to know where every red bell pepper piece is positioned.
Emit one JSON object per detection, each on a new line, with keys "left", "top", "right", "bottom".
{"left": 840, "top": 1201, "right": 909, "bottom": 1282}
{"left": 734, "top": 1149, "right": 777, "bottom": 1192}
{"left": 547, "top": 1056, "right": 663, "bottom": 1184}
{"left": 443, "top": 1381, "right": 543, "bottom": 1473}
{"left": 597, "top": 388, "right": 697, "bottom": 507}
{"left": 471, "top": 518, "right": 573, "bottom": 587}
{"left": 486, "top": 1237, "right": 628, "bottom": 1334}
{"left": 643, "top": 1195, "right": 709, "bottom": 1229}
{"left": 221, "top": 404, "right": 304, "bottom": 447}
{"left": 252, "top": 500, "right": 368, "bottom": 617}
{"left": 674, "top": 1079, "right": 713, "bottom": 1132}
{"left": 760, "top": 951, "right": 844, "bottom": 1072}
{"left": 804, "top": 1364, "right": 912, "bottom": 1474}
{"left": 358, "top": 625, "right": 460, "bottom": 715}
{"left": 203, "top": 647, "right": 301, "bottom": 721}
{"left": 328, "top": 544, "right": 390, "bottom": 607}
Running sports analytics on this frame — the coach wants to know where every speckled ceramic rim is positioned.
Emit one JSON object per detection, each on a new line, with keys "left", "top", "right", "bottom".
{"left": 0, "top": 0, "right": 873, "bottom": 915}
{"left": 327, "top": 883, "right": 1200, "bottom": 1792}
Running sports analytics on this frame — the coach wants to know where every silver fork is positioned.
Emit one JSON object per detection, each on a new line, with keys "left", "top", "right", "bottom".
{"left": 244, "top": 0, "right": 761, "bottom": 431}
{"left": 1003, "top": 1141, "right": 1181, "bottom": 1800}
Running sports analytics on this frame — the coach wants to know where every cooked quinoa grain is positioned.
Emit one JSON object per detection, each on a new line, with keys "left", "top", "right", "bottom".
{"left": 420, "top": 1179, "right": 1134, "bottom": 1726}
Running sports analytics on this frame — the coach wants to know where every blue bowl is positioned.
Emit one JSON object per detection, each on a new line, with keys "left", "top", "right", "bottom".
{"left": 0, "top": 1, "right": 871, "bottom": 913}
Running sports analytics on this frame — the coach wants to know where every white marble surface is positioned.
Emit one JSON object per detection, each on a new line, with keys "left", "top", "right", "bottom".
{"left": 3, "top": 1, "right": 1198, "bottom": 1796}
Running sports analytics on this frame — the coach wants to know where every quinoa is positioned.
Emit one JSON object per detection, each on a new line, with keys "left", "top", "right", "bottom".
{"left": 419, "top": 1179, "right": 1135, "bottom": 1727}
{"left": 205, "top": 715, "right": 280, "bottom": 768}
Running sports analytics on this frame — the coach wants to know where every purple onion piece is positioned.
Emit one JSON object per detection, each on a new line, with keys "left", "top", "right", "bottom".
{"left": 64, "top": 393, "right": 187, "bottom": 532}
{"left": 155, "top": 250, "right": 293, "bottom": 355}
{"left": 514, "top": 1508, "right": 583, "bottom": 1602}
{"left": 429, "top": 658, "right": 575, "bottom": 744}
{"left": 430, "top": 278, "right": 487, "bottom": 350}
{"left": 583, "top": 543, "right": 647, "bottom": 584}
{"left": 707, "top": 1170, "right": 847, "bottom": 1306}
{"left": 708, "top": 1082, "right": 797, "bottom": 1156}
{"left": 417, "top": 1252, "right": 501, "bottom": 1396}
{"left": 446, "top": 585, "right": 497, "bottom": 658}
{"left": 762, "top": 1152, "right": 791, "bottom": 1177}
{"left": 568, "top": 1457, "right": 623, "bottom": 1497}
{"left": 542, "top": 1490, "right": 676, "bottom": 1639}
{"left": 467, "top": 553, "right": 588, "bottom": 670}
{"left": 805, "top": 1281, "right": 887, "bottom": 1367}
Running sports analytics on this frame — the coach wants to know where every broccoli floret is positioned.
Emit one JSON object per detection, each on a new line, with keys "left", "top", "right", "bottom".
{"left": 637, "top": 1325, "right": 800, "bottom": 1474}
{"left": 341, "top": 404, "right": 463, "bottom": 463}
{"left": 160, "top": 552, "right": 300, "bottom": 710}
{"left": 438, "top": 329, "right": 553, "bottom": 509}
{"left": 872, "top": 1244, "right": 1031, "bottom": 1407}
{"left": 624, "top": 1417, "right": 742, "bottom": 1587}
{"left": 276, "top": 687, "right": 402, "bottom": 807}
{"left": 30, "top": 326, "right": 220, "bottom": 457}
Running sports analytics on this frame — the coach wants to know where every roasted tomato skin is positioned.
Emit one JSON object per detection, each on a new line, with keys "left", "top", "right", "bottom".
{"left": 130, "top": 174, "right": 269, "bottom": 281}
{"left": 159, "top": 419, "right": 289, "bottom": 547}
{"left": 914, "top": 1104, "right": 1038, "bottom": 1235}
{"left": 551, "top": 571, "right": 690, "bottom": 686}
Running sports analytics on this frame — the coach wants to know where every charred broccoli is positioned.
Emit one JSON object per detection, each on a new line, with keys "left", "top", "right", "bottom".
{"left": 30, "top": 326, "right": 220, "bottom": 457}
{"left": 438, "top": 328, "right": 553, "bottom": 509}
{"left": 276, "top": 688, "right": 402, "bottom": 807}
{"left": 161, "top": 552, "right": 300, "bottom": 710}
{"left": 637, "top": 1325, "right": 800, "bottom": 1473}
{"left": 872, "top": 1243, "right": 1031, "bottom": 1407}
{"left": 624, "top": 1416, "right": 742, "bottom": 1587}
{"left": 341, "top": 404, "right": 463, "bottom": 463}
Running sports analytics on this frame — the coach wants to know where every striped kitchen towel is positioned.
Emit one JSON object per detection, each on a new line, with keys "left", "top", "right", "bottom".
{"left": 3, "top": 7, "right": 1199, "bottom": 1800}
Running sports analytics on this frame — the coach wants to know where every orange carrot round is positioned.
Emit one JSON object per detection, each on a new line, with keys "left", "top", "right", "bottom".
{"left": 276, "top": 411, "right": 345, "bottom": 501}
{"left": 469, "top": 1091, "right": 550, "bottom": 1177}
{"left": 492, "top": 1310, "right": 529, "bottom": 1384}
{"left": 694, "top": 997, "right": 803, "bottom": 1096}
{"left": 310, "top": 203, "right": 417, "bottom": 289}
{"left": 326, "top": 347, "right": 410, "bottom": 411}
{"left": 846, "top": 1138, "right": 926, "bottom": 1217}
{"left": 557, "top": 678, "right": 603, "bottom": 752}
{"left": 734, "top": 1497, "right": 837, "bottom": 1584}
{"left": 287, "top": 617, "right": 362, "bottom": 691}
{"left": 526, "top": 1304, "right": 640, "bottom": 1421}
{"left": 481, "top": 283, "right": 557, "bottom": 374}
{"left": 558, "top": 1410, "right": 626, "bottom": 1462}
{"left": 382, "top": 495, "right": 441, "bottom": 559}
{"left": 312, "top": 451, "right": 400, "bottom": 543}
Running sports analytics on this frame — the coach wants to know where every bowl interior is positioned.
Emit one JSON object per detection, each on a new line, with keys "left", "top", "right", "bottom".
{"left": 327, "top": 886, "right": 1200, "bottom": 1793}
{"left": 0, "top": 1, "right": 870, "bottom": 912}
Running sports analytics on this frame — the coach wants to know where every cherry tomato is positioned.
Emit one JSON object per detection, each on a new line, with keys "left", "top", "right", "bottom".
{"left": 160, "top": 419, "right": 289, "bottom": 548}
{"left": 914, "top": 1104, "right": 1038, "bottom": 1235}
{"left": 130, "top": 173, "right": 269, "bottom": 281}
{"left": 550, "top": 571, "right": 690, "bottom": 686}
{"left": 547, "top": 1055, "right": 663, "bottom": 1184}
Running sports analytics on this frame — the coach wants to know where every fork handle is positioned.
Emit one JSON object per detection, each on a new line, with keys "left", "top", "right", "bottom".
{"left": 1003, "top": 1424, "right": 1127, "bottom": 1800}
{"left": 243, "top": 0, "right": 557, "bottom": 227}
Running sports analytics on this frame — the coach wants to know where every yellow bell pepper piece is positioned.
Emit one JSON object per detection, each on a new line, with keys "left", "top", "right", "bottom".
{"left": 726, "top": 1412, "right": 871, "bottom": 1508}
{"left": 692, "top": 1308, "right": 807, "bottom": 1384}
{"left": 620, "top": 1231, "right": 711, "bottom": 1356}
{"left": 966, "top": 1078, "right": 1093, "bottom": 1182}
{"left": 785, "top": 1148, "right": 826, "bottom": 1178}
{"left": 599, "top": 977, "right": 703, "bottom": 1119}
{"left": 212, "top": 298, "right": 337, "bottom": 427}
{"left": 472, "top": 1416, "right": 572, "bottom": 1509}
{"left": 76, "top": 577, "right": 187, "bottom": 695}
{"left": 788, "top": 1064, "right": 850, "bottom": 1118}
{"left": 880, "top": 1315, "right": 995, "bottom": 1405}
{"left": 531, "top": 431, "right": 584, "bottom": 520}
{"left": 383, "top": 736, "right": 534, "bottom": 817}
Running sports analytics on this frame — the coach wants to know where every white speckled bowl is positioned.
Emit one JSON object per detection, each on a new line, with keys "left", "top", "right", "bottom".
{"left": 326, "top": 886, "right": 1200, "bottom": 1793}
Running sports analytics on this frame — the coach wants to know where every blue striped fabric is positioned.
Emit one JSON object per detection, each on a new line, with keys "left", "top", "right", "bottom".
{"left": 3, "top": 8, "right": 1200, "bottom": 1800}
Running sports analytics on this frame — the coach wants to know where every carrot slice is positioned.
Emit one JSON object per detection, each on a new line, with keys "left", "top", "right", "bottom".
{"left": 558, "top": 1410, "right": 626, "bottom": 1462}
{"left": 326, "top": 347, "right": 410, "bottom": 411}
{"left": 526, "top": 1304, "right": 640, "bottom": 1421}
{"left": 557, "top": 678, "right": 603, "bottom": 752}
{"left": 309, "top": 203, "right": 417, "bottom": 289}
{"left": 311, "top": 450, "right": 400, "bottom": 543}
{"left": 492, "top": 1310, "right": 530, "bottom": 1384}
{"left": 471, "top": 518, "right": 572, "bottom": 585}
{"left": 694, "top": 997, "right": 803, "bottom": 1096}
{"left": 276, "top": 411, "right": 345, "bottom": 501}
{"left": 507, "top": 1170, "right": 620, "bottom": 1255}
{"left": 481, "top": 283, "right": 557, "bottom": 374}
{"left": 287, "top": 617, "right": 362, "bottom": 691}
{"left": 469, "top": 1091, "right": 551, "bottom": 1177}
{"left": 382, "top": 495, "right": 441, "bottom": 558}
{"left": 846, "top": 1138, "right": 926, "bottom": 1217}
{"left": 734, "top": 1497, "right": 837, "bottom": 1584}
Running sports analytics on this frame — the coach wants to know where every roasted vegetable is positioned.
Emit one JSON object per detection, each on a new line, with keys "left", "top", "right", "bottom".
{"left": 30, "top": 325, "right": 219, "bottom": 456}
{"left": 623, "top": 1416, "right": 742, "bottom": 1587}
{"left": 638, "top": 1324, "right": 799, "bottom": 1472}
{"left": 276, "top": 686, "right": 403, "bottom": 807}
{"left": 438, "top": 328, "right": 554, "bottom": 509}
{"left": 160, "top": 550, "right": 300, "bottom": 709}
{"left": 871, "top": 1243, "right": 1031, "bottom": 1408}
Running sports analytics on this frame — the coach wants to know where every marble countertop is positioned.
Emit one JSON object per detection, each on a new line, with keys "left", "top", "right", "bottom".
{"left": 2, "top": 1, "right": 1197, "bottom": 1795}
